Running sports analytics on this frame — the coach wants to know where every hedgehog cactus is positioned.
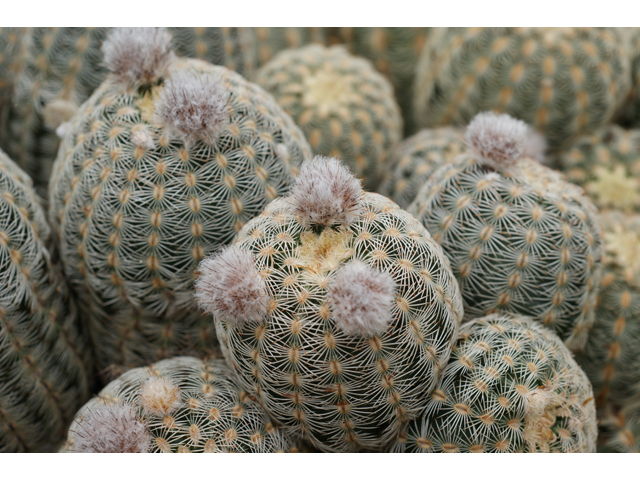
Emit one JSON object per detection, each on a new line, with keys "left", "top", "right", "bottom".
{"left": 576, "top": 211, "right": 640, "bottom": 407}
{"left": 392, "top": 313, "right": 598, "bottom": 453}
{"left": 48, "top": 28, "right": 312, "bottom": 377}
{"left": 409, "top": 112, "right": 604, "bottom": 350}
{"left": 255, "top": 44, "right": 402, "bottom": 190}
{"left": 254, "top": 27, "right": 326, "bottom": 66}
{"left": 414, "top": 27, "right": 630, "bottom": 153}
{"left": 63, "top": 356, "right": 295, "bottom": 453}
{"left": 0, "top": 148, "right": 92, "bottom": 452}
{"left": 556, "top": 125, "right": 640, "bottom": 212}
{"left": 195, "top": 156, "right": 463, "bottom": 452}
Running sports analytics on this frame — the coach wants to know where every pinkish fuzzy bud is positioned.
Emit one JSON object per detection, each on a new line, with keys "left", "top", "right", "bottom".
{"left": 140, "top": 377, "right": 182, "bottom": 417}
{"left": 523, "top": 126, "right": 548, "bottom": 162}
{"left": 102, "top": 27, "right": 174, "bottom": 85}
{"left": 131, "top": 130, "right": 155, "bottom": 150}
{"left": 73, "top": 405, "right": 150, "bottom": 453}
{"left": 194, "top": 246, "right": 268, "bottom": 328}
{"left": 329, "top": 261, "right": 396, "bottom": 337}
{"left": 465, "top": 111, "right": 527, "bottom": 171}
{"left": 289, "top": 156, "right": 362, "bottom": 227}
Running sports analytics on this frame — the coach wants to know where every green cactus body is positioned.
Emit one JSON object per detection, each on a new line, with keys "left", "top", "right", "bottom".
{"left": 49, "top": 53, "right": 311, "bottom": 376}
{"left": 410, "top": 153, "right": 603, "bottom": 350}
{"left": 255, "top": 45, "right": 402, "bottom": 190}
{"left": 0, "top": 148, "right": 92, "bottom": 452}
{"left": 339, "top": 27, "right": 430, "bottom": 135}
{"left": 63, "top": 356, "right": 294, "bottom": 453}
{"left": 392, "top": 314, "right": 597, "bottom": 453}
{"left": 414, "top": 28, "right": 630, "bottom": 153}
{"left": 254, "top": 27, "right": 327, "bottom": 67}
{"left": 556, "top": 125, "right": 640, "bottom": 212}
{"left": 379, "top": 127, "right": 466, "bottom": 209}
{"left": 575, "top": 211, "right": 640, "bottom": 407}
{"left": 213, "top": 189, "right": 463, "bottom": 452}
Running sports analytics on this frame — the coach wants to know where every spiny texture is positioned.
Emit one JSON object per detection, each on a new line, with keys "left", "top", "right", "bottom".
{"left": 49, "top": 56, "right": 312, "bottom": 377}
{"left": 556, "top": 125, "right": 640, "bottom": 212}
{"left": 63, "top": 357, "right": 294, "bottom": 453}
{"left": 254, "top": 27, "right": 327, "bottom": 67}
{"left": 0, "top": 28, "right": 28, "bottom": 126}
{"left": 616, "top": 28, "right": 640, "bottom": 128}
{"left": 0, "top": 148, "right": 92, "bottom": 452}
{"left": 255, "top": 44, "right": 402, "bottom": 190}
{"left": 575, "top": 211, "right": 640, "bottom": 407}
{"left": 339, "top": 27, "right": 430, "bottom": 135}
{"left": 208, "top": 184, "right": 463, "bottom": 452}
{"left": 409, "top": 138, "right": 604, "bottom": 351}
{"left": 379, "top": 127, "right": 466, "bottom": 209}
{"left": 599, "top": 404, "right": 640, "bottom": 452}
{"left": 392, "top": 314, "right": 597, "bottom": 453}
{"left": 415, "top": 27, "right": 630, "bottom": 153}
{"left": 140, "top": 377, "right": 182, "bottom": 417}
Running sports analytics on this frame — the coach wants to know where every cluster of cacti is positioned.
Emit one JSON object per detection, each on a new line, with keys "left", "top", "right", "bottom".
{"left": 255, "top": 44, "right": 403, "bottom": 189}
{"left": 392, "top": 314, "right": 597, "bottom": 453}
{"left": 556, "top": 125, "right": 640, "bottom": 212}
{"left": 254, "top": 27, "right": 327, "bottom": 66}
{"left": 410, "top": 112, "right": 604, "bottom": 350}
{"left": 415, "top": 28, "right": 630, "bottom": 153}
{"left": 63, "top": 356, "right": 295, "bottom": 453}
{"left": 48, "top": 28, "right": 312, "bottom": 377}
{"left": 0, "top": 148, "right": 92, "bottom": 452}
{"left": 195, "top": 157, "right": 463, "bottom": 452}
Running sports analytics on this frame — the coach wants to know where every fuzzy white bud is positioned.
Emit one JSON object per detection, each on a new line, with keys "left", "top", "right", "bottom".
{"left": 73, "top": 405, "right": 150, "bottom": 453}
{"left": 140, "top": 377, "right": 182, "bottom": 417}
{"left": 56, "top": 121, "right": 72, "bottom": 139}
{"left": 131, "top": 130, "right": 155, "bottom": 150}
{"left": 523, "top": 126, "right": 548, "bottom": 162}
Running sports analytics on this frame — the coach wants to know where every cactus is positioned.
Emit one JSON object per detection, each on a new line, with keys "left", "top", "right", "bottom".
{"left": 0, "top": 28, "right": 28, "bottom": 125}
{"left": 339, "top": 27, "right": 430, "bottom": 135}
{"left": 575, "top": 211, "right": 640, "bottom": 407}
{"left": 0, "top": 148, "right": 92, "bottom": 452}
{"left": 254, "top": 27, "right": 326, "bottom": 66}
{"left": 410, "top": 112, "right": 604, "bottom": 350}
{"left": 63, "top": 356, "right": 295, "bottom": 453}
{"left": 556, "top": 125, "right": 640, "bottom": 213}
{"left": 378, "top": 127, "right": 466, "bottom": 209}
{"left": 195, "top": 156, "right": 463, "bottom": 452}
{"left": 48, "top": 28, "right": 312, "bottom": 377}
{"left": 255, "top": 44, "right": 402, "bottom": 190}
{"left": 392, "top": 313, "right": 598, "bottom": 453}
{"left": 598, "top": 403, "right": 640, "bottom": 452}
{"left": 414, "top": 27, "right": 630, "bottom": 153}
{"left": 616, "top": 28, "right": 640, "bottom": 128}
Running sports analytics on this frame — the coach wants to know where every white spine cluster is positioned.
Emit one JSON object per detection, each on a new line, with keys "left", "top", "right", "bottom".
{"left": 73, "top": 405, "right": 150, "bottom": 453}
{"left": 289, "top": 156, "right": 363, "bottom": 227}
{"left": 102, "top": 27, "right": 174, "bottom": 85}
{"left": 465, "top": 111, "right": 528, "bottom": 171}
{"left": 329, "top": 261, "right": 396, "bottom": 336}
{"left": 194, "top": 246, "right": 268, "bottom": 328}
{"left": 140, "top": 377, "right": 182, "bottom": 417}
{"left": 155, "top": 71, "right": 230, "bottom": 146}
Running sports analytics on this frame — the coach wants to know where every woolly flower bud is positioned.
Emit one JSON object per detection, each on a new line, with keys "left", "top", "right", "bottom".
{"left": 131, "top": 130, "right": 155, "bottom": 150}
{"left": 523, "top": 126, "right": 548, "bottom": 162}
{"left": 73, "top": 405, "right": 150, "bottom": 453}
{"left": 465, "top": 111, "right": 527, "bottom": 171}
{"left": 289, "top": 156, "right": 362, "bottom": 227}
{"left": 195, "top": 246, "right": 268, "bottom": 328}
{"left": 102, "top": 27, "right": 174, "bottom": 85}
{"left": 155, "top": 70, "right": 230, "bottom": 146}
{"left": 329, "top": 261, "right": 396, "bottom": 337}
{"left": 140, "top": 377, "right": 182, "bottom": 417}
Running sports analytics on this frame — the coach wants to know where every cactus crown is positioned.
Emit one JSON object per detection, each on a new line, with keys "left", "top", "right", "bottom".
{"left": 73, "top": 405, "right": 151, "bottom": 453}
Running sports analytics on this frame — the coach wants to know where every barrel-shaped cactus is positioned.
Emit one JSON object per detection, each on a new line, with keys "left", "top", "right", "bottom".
{"left": 254, "top": 27, "right": 326, "bottom": 66}
{"left": 0, "top": 148, "right": 92, "bottom": 452}
{"left": 63, "top": 356, "right": 294, "bottom": 453}
{"left": 410, "top": 112, "right": 604, "bottom": 350}
{"left": 255, "top": 44, "right": 402, "bottom": 190}
{"left": 195, "top": 156, "right": 463, "bottom": 452}
{"left": 392, "top": 314, "right": 598, "bottom": 453}
{"left": 415, "top": 27, "right": 630, "bottom": 153}
{"left": 49, "top": 28, "right": 312, "bottom": 377}
{"left": 556, "top": 125, "right": 640, "bottom": 212}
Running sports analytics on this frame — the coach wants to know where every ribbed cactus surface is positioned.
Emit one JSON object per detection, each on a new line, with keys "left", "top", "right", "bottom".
{"left": 0, "top": 148, "right": 92, "bottom": 452}
{"left": 254, "top": 27, "right": 326, "bottom": 66}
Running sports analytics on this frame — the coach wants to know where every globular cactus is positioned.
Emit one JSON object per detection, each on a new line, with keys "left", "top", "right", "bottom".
{"left": 410, "top": 112, "right": 604, "bottom": 350}
{"left": 575, "top": 211, "right": 640, "bottom": 407}
{"left": 255, "top": 44, "right": 403, "bottom": 190}
{"left": 378, "top": 127, "right": 466, "bottom": 209}
{"left": 556, "top": 125, "right": 640, "bottom": 212}
{"left": 254, "top": 27, "right": 326, "bottom": 66}
{"left": 392, "top": 314, "right": 597, "bottom": 453}
{"left": 339, "top": 27, "right": 430, "bottom": 135}
{"left": 195, "top": 156, "right": 463, "bottom": 452}
{"left": 414, "top": 28, "right": 630, "bottom": 153}
{"left": 49, "top": 28, "right": 312, "bottom": 377}
{"left": 63, "top": 356, "right": 295, "bottom": 453}
{"left": 0, "top": 148, "right": 92, "bottom": 452}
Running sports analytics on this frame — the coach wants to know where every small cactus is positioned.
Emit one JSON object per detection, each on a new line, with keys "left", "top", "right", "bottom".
{"left": 392, "top": 314, "right": 598, "bottom": 453}
{"left": 195, "top": 156, "right": 463, "bottom": 452}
